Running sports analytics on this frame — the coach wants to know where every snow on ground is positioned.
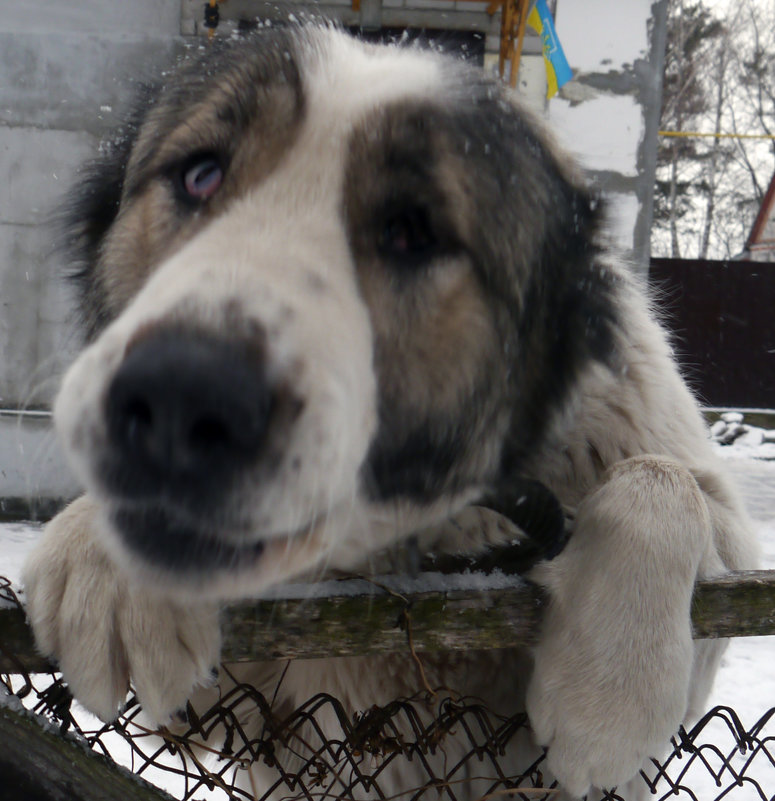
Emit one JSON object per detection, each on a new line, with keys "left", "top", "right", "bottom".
{"left": 1, "top": 521, "right": 37, "bottom": 587}
{"left": 682, "top": 452, "right": 775, "bottom": 800}
{"left": 1, "top": 426, "right": 774, "bottom": 799}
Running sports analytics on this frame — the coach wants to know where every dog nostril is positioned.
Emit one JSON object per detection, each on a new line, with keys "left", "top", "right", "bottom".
{"left": 122, "top": 397, "right": 154, "bottom": 446}
{"left": 188, "top": 415, "right": 232, "bottom": 452}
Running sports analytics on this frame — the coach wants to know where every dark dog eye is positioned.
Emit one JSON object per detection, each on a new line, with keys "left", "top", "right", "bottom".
{"left": 180, "top": 155, "right": 223, "bottom": 202}
{"left": 378, "top": 206, "right": 437, "bottom": 262}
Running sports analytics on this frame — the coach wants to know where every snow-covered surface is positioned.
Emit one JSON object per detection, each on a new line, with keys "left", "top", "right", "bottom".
{"left": 556, "top": 0, "right": 651, "bottom": 71}
{"left": 1, "top": 426, "right": 774, "bottom": 798}
{"left": 688, "top": 452, "right": 775, "bottom": 800}
{"left": 1, "top": 521, "right": 38, "bottom": 587}
{"left": 550, "top": 94, "right": 643, "bottom": 176}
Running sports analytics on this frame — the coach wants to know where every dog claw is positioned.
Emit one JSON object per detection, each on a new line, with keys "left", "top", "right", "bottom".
{"left": 482, "top": 478, "right": 567, "bottom": 558}
{"left": 465, "top": 478, "right": 570, "bottom": 573}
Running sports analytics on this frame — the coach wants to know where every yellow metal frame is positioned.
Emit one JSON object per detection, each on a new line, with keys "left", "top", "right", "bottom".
{"left": 488, "top": 0, "right": 531, "bottom": 88}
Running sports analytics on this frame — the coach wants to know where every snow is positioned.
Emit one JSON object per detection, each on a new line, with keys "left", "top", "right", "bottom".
{"left": 0, "top": 521, "right": 40, "bottom": 587}
{"left": 0, "top": 680, "right": 27, "bottom": 714}
{"left": 555, "top": 0, "right": 651, "bottom": 71}
{"left": 681, "top": 450, "right": 775, "bottom": 800}
{"left": 549, "top": 94, "right": 643, "bottom": 175}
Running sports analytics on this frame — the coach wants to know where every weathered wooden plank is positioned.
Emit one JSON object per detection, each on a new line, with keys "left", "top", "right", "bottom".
{"left": 2, "top": 570, "right": 774, "bottom": 674}
{"left": 221, "top": 581, "right": 546, "bottom": 662}
{"left": 691, "top": 569, "right": 775, "bottom": 639}
{"left": 0, "top": 690, "right": 176, "bottom": 801}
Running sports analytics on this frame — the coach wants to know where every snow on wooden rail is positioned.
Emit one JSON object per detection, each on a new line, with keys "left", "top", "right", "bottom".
{"left": 2, "top": 570, "right": 775, "bottom": 674}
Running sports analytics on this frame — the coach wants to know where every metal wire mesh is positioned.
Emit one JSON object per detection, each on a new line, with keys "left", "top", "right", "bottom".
{"left": 2, "top": 575, "right": 774, "bottom": 801}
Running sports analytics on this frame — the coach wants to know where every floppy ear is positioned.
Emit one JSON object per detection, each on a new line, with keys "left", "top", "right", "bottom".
{"left": 63, "top": 150, "right": 126, "bottom": 340}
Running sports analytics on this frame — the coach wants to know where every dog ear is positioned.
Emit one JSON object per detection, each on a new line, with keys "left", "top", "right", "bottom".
{"left": 62, "top": 141, "right": 131, "bottom": 340}
{"left": 437, "top": 83, "right": 619, "bottom": 477}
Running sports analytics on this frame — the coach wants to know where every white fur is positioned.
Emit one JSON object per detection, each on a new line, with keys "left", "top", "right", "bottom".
{"left": 23, "top": 27, "right": 759, "bottom": 800}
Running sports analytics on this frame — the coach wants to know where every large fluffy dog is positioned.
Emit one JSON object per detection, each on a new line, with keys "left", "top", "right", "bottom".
{"left": 23, "top": 25, "right": 758, "bottom": 799}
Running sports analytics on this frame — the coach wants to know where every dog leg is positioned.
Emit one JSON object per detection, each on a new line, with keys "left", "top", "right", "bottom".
{"left": 23, "top": 495, "right": 221, "bottom": 724}
{"left": 526, "top": 455, "right": 712, "bottom": 797}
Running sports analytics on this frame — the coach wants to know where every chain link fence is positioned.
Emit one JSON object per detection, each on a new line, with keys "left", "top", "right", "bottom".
{"left": 2, "top": 576, "right": 774, "bottom": 801}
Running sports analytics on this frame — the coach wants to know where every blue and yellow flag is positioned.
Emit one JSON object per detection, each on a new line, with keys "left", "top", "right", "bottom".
{"left": 526, "top": 0, "right": 573, "bottom": 98}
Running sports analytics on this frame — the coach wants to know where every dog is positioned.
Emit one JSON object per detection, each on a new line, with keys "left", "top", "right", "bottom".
{"left": 23, "top": 24, "right": 759, "bottom": 799}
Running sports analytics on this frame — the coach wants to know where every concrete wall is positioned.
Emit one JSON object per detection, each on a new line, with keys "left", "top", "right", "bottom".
{"left": 0, "top": 0, "right": 666, "bottom": 511}
{"left": 0, "top": 1, "right": 183, "bottom": 411}
{"left": 549, "top": 0, "right": 667, "bottom": 270}
{"left": 0, "top": 1, "right": 185, "bottom": 509}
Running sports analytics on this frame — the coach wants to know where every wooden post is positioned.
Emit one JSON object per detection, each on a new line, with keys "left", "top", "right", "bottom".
{"left": 510, "top": 0, "right": 531, "bottom": 88}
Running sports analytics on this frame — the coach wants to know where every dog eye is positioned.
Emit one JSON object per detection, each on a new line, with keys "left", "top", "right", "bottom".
{"left": 378, "top": 206, "right": 437, "bottom": 262}
{"left": 180, "top": 155, "right": 223, "bottom": 202}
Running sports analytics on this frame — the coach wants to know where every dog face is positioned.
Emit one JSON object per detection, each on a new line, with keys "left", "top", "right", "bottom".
{"left": 56, "top": 26, "right": 614, "bottom": 595}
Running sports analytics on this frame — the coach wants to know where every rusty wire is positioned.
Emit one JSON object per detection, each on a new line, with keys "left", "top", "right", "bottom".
{"left": 2, "top": 575, "right": 774, "bottom": 801}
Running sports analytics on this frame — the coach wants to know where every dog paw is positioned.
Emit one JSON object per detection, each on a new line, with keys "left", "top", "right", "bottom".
{"left": 526, "top": 591, "right": 693, "bottom": 797}
{"left": 525, "top": 457, "right": 706, "bottom": 797}
{"left": 23, "top": 496, "right": 221, "bottom": 725}
{"left": 526, "top": 670, "right": 676, "bottom": 797}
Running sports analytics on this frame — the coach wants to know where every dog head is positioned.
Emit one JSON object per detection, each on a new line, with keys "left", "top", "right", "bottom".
{"left": 56, "top": 25, "right": 614, "bottom": 596}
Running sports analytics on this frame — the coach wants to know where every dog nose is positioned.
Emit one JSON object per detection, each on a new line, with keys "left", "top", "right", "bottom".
{"left": 106, "top": 328, "right": 272, "bottom": 486}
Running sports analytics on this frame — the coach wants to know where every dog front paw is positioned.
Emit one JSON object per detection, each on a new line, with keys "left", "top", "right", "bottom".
{"left": 525, "top": 457, "right": 708, "bottom": 797}
{"left": 526, "top": 663, "right": 682, "bottom": 797}
{"left": 526, "top": 586, "right": 694, "bottom": 797}
{"left": 23, "top": 496, "right": 221, "bottom": 725}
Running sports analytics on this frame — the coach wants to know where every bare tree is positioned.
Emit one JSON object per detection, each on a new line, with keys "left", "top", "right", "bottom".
{"left": 698, "top": 30, "right": 732, "bottom": 259}
{"left": 653, "top": 0, "right": 722, "bottom": 258}
{"left": 652, "top": 0, "right": 775, "bottom": 260}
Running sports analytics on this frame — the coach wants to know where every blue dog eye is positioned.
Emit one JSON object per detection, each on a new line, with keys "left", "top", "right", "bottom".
{"left": 181, "top": 156, "right": 223, "bottom": 202}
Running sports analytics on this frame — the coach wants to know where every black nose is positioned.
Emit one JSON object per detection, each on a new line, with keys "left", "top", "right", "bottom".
{"left": 105, "top": 328, "right": 272, "bottom": 494}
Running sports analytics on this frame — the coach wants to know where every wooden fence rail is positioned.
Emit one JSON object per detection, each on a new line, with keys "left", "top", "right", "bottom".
{"left": 2, "top": 570, "right": 775, "bottom": 674}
